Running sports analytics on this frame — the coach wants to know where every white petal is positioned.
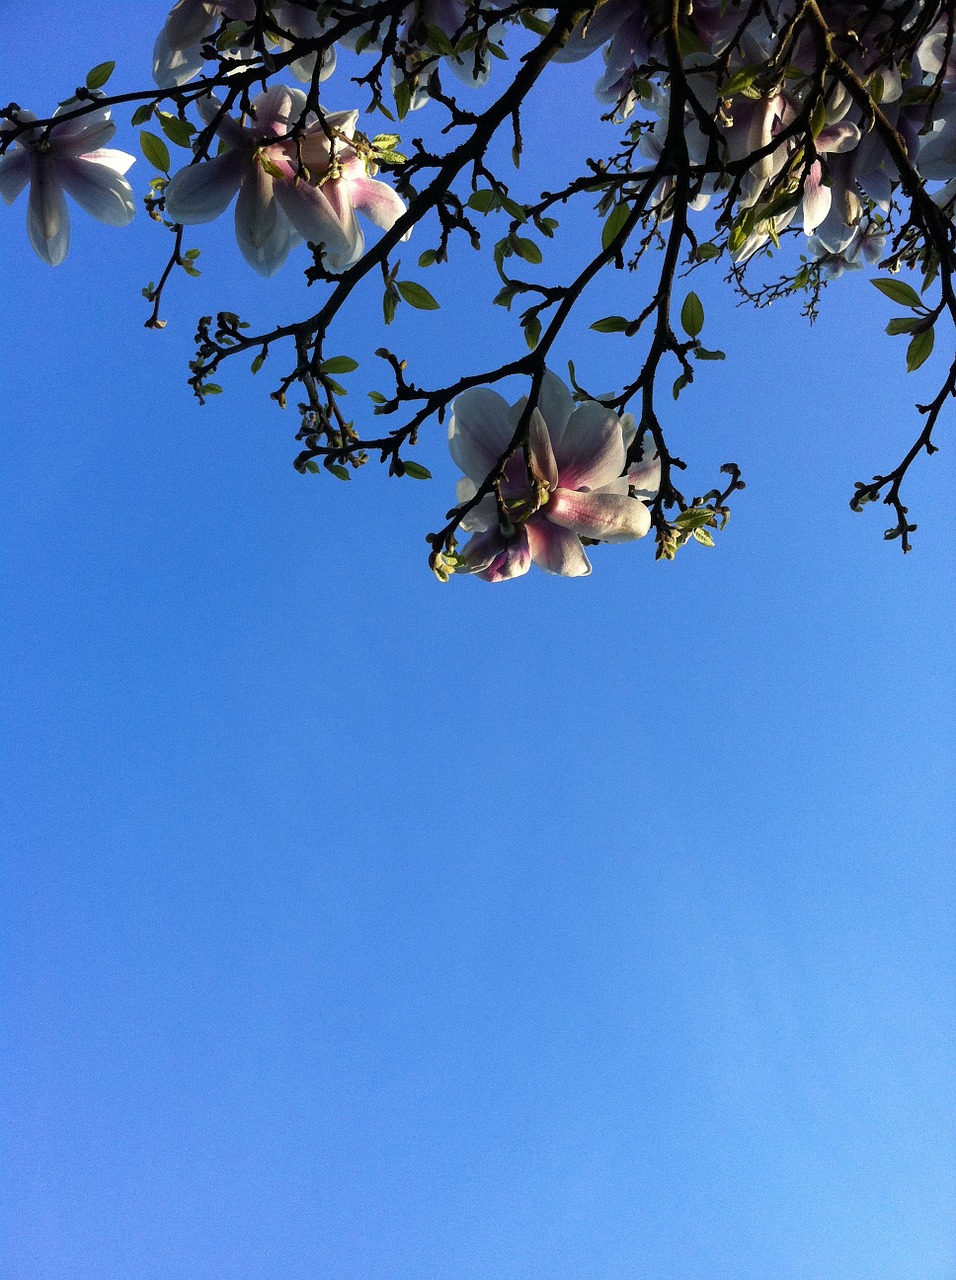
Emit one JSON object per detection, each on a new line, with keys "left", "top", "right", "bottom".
{"left": 164, "top": 151, "right": 244, "bottom": 223}
{"left": 58, "top": 157, "right": 136, "bottom": 225}
{"left": 448, "top": 387, "right": 513, "bottom": 482}
{"left": 526, "top": 520, "right": 592, "bottom": 576}
{"left": 546, "top": 490, "right": 651, "bottom": 542}
{"left": 536, "top": 369, "right": 575, "bottom": 444}
{"left": 0, "top": 149, "right": 31, "bottom": 204}
{"left": 27, "top": 162, "right": 70, "bottom": 264}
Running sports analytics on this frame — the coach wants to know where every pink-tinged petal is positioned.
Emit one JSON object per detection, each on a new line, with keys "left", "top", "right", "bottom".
{"left": 802, "top": 160, "right": 831, "bottom": 234}
{"left": 448, "top": 387, "right": 514, "bottom": 482}
{"left": 27, "top": 161, "right": 69, "bottom": 264}
{"left": 553, "top": 400, "right": 625, "bottom": 490}
{"left": 527, "top": 407, "right": 558, "bottom": 491}
{"left": 536, "top": 369, "right": 575, "bottom": 443}
{"left": 195, "top": 93, "right": 245, "bottom": 148}
{"left": 57, "top": 157, "right": 135, "bottom": 226}
{"left": 0, "top": 149, "right": 31, "bottom": 204}
{"left": 234, "top": 161, "right": 300, "bottom": 274}
{"left": 251, "top": 85, "right": 307, "bottom": 135}
{"left": 272, "top": 175, "right": 358, "bottom": 267}
{"left": 164, "top": 151, "right": 244, "bottom": 223}
{"left": 526, "top": 519, "right": 592, "bottom": 576}
{"left": 348, "top": 175, "right": 408, "bottom": 235}
{"left": 323, "top": 109, "right": 360, "bottom": 138}
{"left": 546, "top": 489, "right": 651, "bottom": 542}
{"left": 460, "top": 526, "right": 532, "bottom": 582}
{"left": 163, "top": 0, "right": 219, "bottom": 52}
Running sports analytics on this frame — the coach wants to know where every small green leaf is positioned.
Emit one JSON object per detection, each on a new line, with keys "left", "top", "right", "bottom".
{"left": 906, "top": 326, "right": 934, "bottom": 371}
{"left": 512, "top": 237, "right": 542, "bottom": 264}
{"left": 394, "top": 80, "right": 412, "bottom": 121}
{"left": 722, "top": 66, "right": 759, "bottom": 97}
{"left": 524, "top": 315, "right": 541, "bottom": 350}
{"left": 871, "top": 277, "right": 923, "bottom": 309}
{"left": 85, "top": 60, "right": 116, "bottom": 91}
{"left": 467, "top": 189, "right": 498, "bottom": 213}
{"left": 418, "top": 249, "right": 437, "bottom": 268}
{"left": 500, "top": 195, "right": 527, "bottom": 223}
{"left": 368, "top": 391, "right": 387, "bottom": 404}
{"left": 329, "top": 464, "right": 351, "bottom": 481}
{"left": 396, "top": 280, "right": 440, "bottom": 310}
{"left": 590, "top": 315, "right": 631, "bottom": 333}
{"left": 886, "top": 316, "right": 923, "bottom": 336}
{"left": 680, "top": 291, "right": 705, "bottom": 338}
{"left": 158, "top": 111, "right": 194, "bottom": 148}
{"left": 250, "top": 352, "right": 266, "bottom": 374}
{"left": 693, "top": 527, "right": 715, "bottom": 547}
{"left": 140, "top": 130, "right": 170, "bottom": 173}
{"left": 130, "top": 103, "right": 154, "bottom": 127}
{"left": 601, "top": 202, "right": 630, "bottom": 251}
{"left": 403, "top": 461, "right": 432, "bottom": 480}
{"left": 383, "top": 289, "right": 397, "bottom": 325}
{"left": 694, "top": 347, "right": 725, "bottom": 360}
{"left": 321, "top": 356, "right": 359, "bottom": 374}
{"left": 695, "top": 241, "right": 720, "bottom": 261}
{"left": 305, "top": 459, "right": 320, "bottom": 473}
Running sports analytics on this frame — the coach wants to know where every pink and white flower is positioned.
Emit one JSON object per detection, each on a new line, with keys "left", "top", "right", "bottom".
{"left": 0, "top": 106, "right": 135, "bottom": 265}
{"left": 163, "top": 86, "right": 408, "bottom": 276}
{"left": 449, "top": 371, "right": 659, "bottom": 582}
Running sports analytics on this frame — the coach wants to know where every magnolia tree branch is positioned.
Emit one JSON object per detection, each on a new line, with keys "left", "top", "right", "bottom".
{"left": 2, "top": 0, "right": 954, "bottom": 580}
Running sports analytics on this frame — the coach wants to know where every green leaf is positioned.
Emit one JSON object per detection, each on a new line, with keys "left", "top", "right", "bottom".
{"left": 383, "top": 288, "right": 397, "bottom": 325}
{"left": 321, "top": 356, "right": 360, "bottom": 374}
{"left": 694, "top": 347, "right": 725, "bottom": 360}
{"left": 140, "top": 130, "right": 170, "bottom": 173}
{"left": 157, "top": 111, "right": 195, "bottom": 148}
{"left": 403, "top": 461, "right": 432, "bottom": 480}
{"left": 722, "top": 66, "right": 759, "bottom": 97}
{"left": 886, "top": 316, "right": 923, "bottom": 335}
{"left": 368, "top": 391, "right": 387, "bottom": 404}
{"left": 680, "top": 291, "right": 705, "bottom": 339}
{"left": 250, "top": 352, "right": 266, "bottom": 374}
{"left": 418, "top": 249, "right": 437, "bottom": 268}
{"left": 693, "top": 527, "right": 715, "bottom": 547}
{"left": 524, "top": 315, "right": 541, "bottom": 350}
{"left": 130, "top": 104, "right": 154, "bottom": 127}
{"left": 906, "top": 326, "right": 934, "bottom": 371}
{"left": 467, "top": 189, "right": 498, "bottom": 213}
{"left": 499, "top": 195, "right": 527, "bottom": 223}
{"left": 305, "top": 459, "right": 320, "bottom": 473}
{"left": 695, "top": 241, "right": 720, "bottom": 261}
{"left": 601, "top": 202, "right": 630, "bottom": 251}
{"left": 871, "top": 277, "right": 923, "bottom": 309}
{"left": 512, "top": 237, "right": 542, "bottom": 264}
{"left": 590, "top": 315, "right": 631, "bottom": 333}
{"left": 393, "top": 80, "right": 412, "bottom": 121}
{"left": 673, "top": 506, "right": 715, "bottom": 530}
{"left": 329, "top": 464, "right": 351, "bottom": 481}
{"left": 85, "top": 60, "right": 115, "bottom": 91}
{"left": 396, "top": 280, "right": 440, "bottom": 310}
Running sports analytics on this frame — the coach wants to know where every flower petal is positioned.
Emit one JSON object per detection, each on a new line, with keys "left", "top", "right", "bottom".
{"left": 0, "top": 149, "right": 31, "bottom": 205}
{"left": 348, "top": 174, "right": 408, "bottom": 235}
{"left": 536, "top": 369, "right": 575, "bottom": 444}
{"left": 526, "top": 519, "right": 592, "bottom": 576}
{"left": 49, "top": 107, "right": 116, "bottom": 156}
{"left": 57, "top": 157, "right": 135, "bottom": 226}
{"left": 460, "top": 526, "right": 532, "bottom": 582}
{"left": 164, "top": 151, "right": 244, "bottom": 224}
{"left": 27, "top": 161, "right": 69, "bottom": 264}
{"left": 234, "top": 161, "right": 301, "bottom": 275}
{"left": 448, "top": 387, "right": 514, "bottom": 482}
{"left": 553, "top": 400, "right": 626, "bottom": 490}
{"left": 272, "top": 174, "right": 360, "bottom": 268}
{"left": 546, "top": 489, "right": 651, "bottom": 542}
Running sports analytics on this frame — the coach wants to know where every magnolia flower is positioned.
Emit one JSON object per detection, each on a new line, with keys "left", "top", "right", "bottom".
{"left": 163, "top": 86, "right": 407, "bottom": 276}
{"left": 0, "top": 106, "right": 135, "bottom": 265}
{"left": 153, "top": 0, "right": 335, "bottom": 87}
{"left": 449, "top": 372, "right": 659, "bottom": 582}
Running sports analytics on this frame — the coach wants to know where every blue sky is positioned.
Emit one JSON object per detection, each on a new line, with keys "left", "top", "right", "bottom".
{"left": 2, "top": 4, "right": 955, "bottom": 1278}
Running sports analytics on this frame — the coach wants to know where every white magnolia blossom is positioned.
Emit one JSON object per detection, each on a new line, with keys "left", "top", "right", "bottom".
{"left": 0, "top": 106, "right": 135, "bottom": 265}
{"left": 449, "top": 371, "right": 660, "bottom": 582}
{"left": 163, "top": 86, "right": 408, "bottom": 276}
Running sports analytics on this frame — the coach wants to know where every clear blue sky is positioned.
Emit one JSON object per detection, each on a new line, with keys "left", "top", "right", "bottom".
{"left": 3, "top": 4, "right": 955, "bottom": 1278}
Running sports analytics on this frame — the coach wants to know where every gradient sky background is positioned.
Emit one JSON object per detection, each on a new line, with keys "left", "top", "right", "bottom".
{"left": 3, "top": 4, "right": 955, "bottom": 1278}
